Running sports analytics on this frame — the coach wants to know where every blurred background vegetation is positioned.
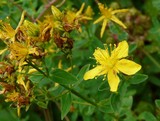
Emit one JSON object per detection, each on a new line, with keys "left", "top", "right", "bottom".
{"left": 0, "top": 0, "right": 160, "bottom": 121}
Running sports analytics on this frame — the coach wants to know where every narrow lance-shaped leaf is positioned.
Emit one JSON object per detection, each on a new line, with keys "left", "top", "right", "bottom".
{"left": 129, "top": 74, "right": 148, "bottom": 84}
{"left": 76, "top": 64, "right": 90, "bottom": 85}
{"left": 110, "top": 93, "right": 121, "bottom": 113}
{"left": 50, "top": 69, "right": 78, "bottom": 85}
{"left": 61, "top": 93, "right": 72, "bottom": 120}
{"left": 155, "top": 99, "right": 160, "bottom": 108}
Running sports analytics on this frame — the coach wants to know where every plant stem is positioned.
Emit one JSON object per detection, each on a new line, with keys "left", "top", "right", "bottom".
{"left": 60, "top": 84, "right": 98, "bottom": 107}
{"left": 44, "top": 108, "right": 54, "bottom": 121}
{"left": 142, "top": 49, "right": 160, "bottom": 70}
{"left": 55, "top": 102, "right": 70, "bottom": 121}
{"left": 26, "top": 60, "right": 98, "bottom": 107}
{"left": 26, "top": 60, "right": 47, "bottom": 77}
{"left": 56, "top": 0, "right": 66, "bottom": 7}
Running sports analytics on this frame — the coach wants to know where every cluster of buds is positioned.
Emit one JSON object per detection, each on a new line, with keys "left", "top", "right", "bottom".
{"left": 0, "top": 3, "right": 93, "bottom": 116}
{"left": 50, "top": 3, "right": 93, "bottom": 54}
{"left": 0, "top": 62, "right": 32, "bottom": 116}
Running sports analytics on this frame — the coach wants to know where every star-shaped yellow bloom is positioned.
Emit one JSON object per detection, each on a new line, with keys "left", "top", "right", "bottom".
{"left": 94, "top": 3, "right": 128, "bottom": 38}
{"left": 84, "top": 41, "right": 141, "bottom": 92}
{"left": 9, "top": 41, "right": 39, "bottom": 67}
{"left": 63, "top": 3, "right": 92, "bottom": 32}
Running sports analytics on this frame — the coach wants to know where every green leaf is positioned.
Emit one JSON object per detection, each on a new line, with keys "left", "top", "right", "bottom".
{"left": 144, "top": 0, "right": 159, "bottom": 17}
{"left": 29, "top": 72, "right": 52, "bottom": 88}
{"left": 37, "top": 101, "right": 48, "bottom": 109}
{"left": 138, "top": 111, "right": 157, "bottom": 121}
{"left": 155, "top": 99, "right": 160, "bottom": 108}
{"left": 122, "top": 96, "right": 133, "bottom": 108}
{"left": 152, "top": 0, "right": 160, "bottom": 11}
{"left": 51, "top": 69, "right": 78, "bottom": 85}
{"left": 129, "top": 74, "right": 148, "bottom": 84}
{"left": 84, "top": 106, "right": 95, "bottom": 115}
{"left": 129, "top": 43, "right": 137, "bottom": 54}
{"left": 98, "top": 81, "right": 110, "bottom": 91}
{"left": 76, "top": 64, "right": 90, "bottom": 85}
{"left": 61, "top": 93, "right": 72, "bottom": 120}
{"left": 149, "top": 76, "right": 160, "bottom": 86}
{"left": 98, "top": 99, "right": 113, "bottom": 113}
{"left": 122, "top": 110, "right": 136, "bottom": 121}
{"left": 110, "top": 93, "right": 121, "bottom": 113}
{"left": 109, "top": 23, "right": 128, "bottom": 40}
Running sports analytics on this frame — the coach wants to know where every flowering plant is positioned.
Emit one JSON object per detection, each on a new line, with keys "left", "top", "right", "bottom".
{"left": 0, "top": 0, "right": 159, "bottom": 121}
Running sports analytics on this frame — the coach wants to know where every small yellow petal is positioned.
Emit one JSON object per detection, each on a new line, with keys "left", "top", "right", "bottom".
{"left": 81, "top": 16, "right": 92, "bottom": 20}
{"left": 108, "top": 70, "right": 120, "bottom": 92}
{"left": 15, "top": 11, "right": 25, "bottom": 33}
{"left": 116, "top": 59, "right": 141, "bottom": 75}
{"left": 94, "top": 16, "right": 105, "bottom": 24}
{"left": 112, "top": 9, "right": 129, "bottom": 14}
{"left": 111, "top": 15, "right": 127, "bottom": 29}
{"left": 84, "top": 6, "right": 94, "bottom": 17}
{"left": 93, "top": 48, "right": 109, "bottom": 65}
{"left": 0, "top": 48, "right": 7, "bottom": 55}
{"left": 100, "top": 19, "right": 108, "bottom": 38}
{"left": 28, "top": 68, "right": 37, "bottom": 74}
{"left": 58, "top": 60, "right": 63, "bottom": 69}
{"left": 17, "top": 74, "right": 28, "bottom": 91}
{"left": 112, "top": 41, "right": 128, "bottom": 59}
{"left": 84, "top": 66, "right": 108, "bottom": 80}
{"left": 17, "top": 106, "right": 21, "bottom": 117}
{"left": 76, "top": 3, "right": 85, "bottom": 16}
{"left": 51, "top": 5, "right": 62, "bottom": 20}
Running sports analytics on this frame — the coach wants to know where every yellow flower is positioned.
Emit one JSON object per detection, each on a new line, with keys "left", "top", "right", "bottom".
{"left": 0, "top": 11, "right": 25, "bottom": 43}
{"left": 21, "top": 20, "right": 39, "bottom": 37}
{"left": 63, "top": 3, "right": 92, "bottom": 32}
{"left": 9, "top": 42, "right": 28, "bottom": 60}
{"left": 94, "top": 3, "right": 128, "bottom": 38}
{"left": 5, "top": 91, "right": 20, "bottom": 102}
{"left": 84, "top": 41, "right": 141, "bottom": 92}
{"left": 9, "top": 42, "right": 39, "bottom": 66}
{"left": 0, "top": 20, "right": 15, "bottom": 42}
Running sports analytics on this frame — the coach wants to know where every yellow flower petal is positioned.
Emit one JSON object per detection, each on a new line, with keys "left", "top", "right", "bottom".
{"left": 28, "top": 68, "right": 37, "bottom": 74}
{"left": 112, "top": 41, "right": 128, "bottom": 59}
{"left": 93, "top": 48, "right": 109, "bottom": 65}
{"left": 84, "top": 6, "right": 94, "bottom": 17}
{"left": 108, "top": 70, "right": 120, "bottom": 92}
{"left": 94, "top": 16, "right": 105, "bottom": 24}
{"left": 111, "top": 15, "right": 127, "bottom": 29}
{"left": 0, "top": 21, "right": 15, "bottom": 41}
{"left": 76, "top": 3, "right": 85, "bottom": 16}
{"left": 112, "top": 9, "right": 129, "bottom": 14}
{"left": 81, "top": 16, "right": 92, "bottom": 20}
{"left": 9, "top": 42, "right": 28, "bottom": 60}
{"left": 58, "top": 60, "right": 63, "bottom": 69}
{"left": 100, "top": 19, "right": 108, "bottom": 38}
{"left": 84, "top": 66, "right": 108, "bottom": 80}
{"left": 17, "top": 74, "right": 28, "bottom": 91}
{"left": 0, "top": 48, "right": 7, "bottom": 55}
{"left": 51, "top": 5, "right": 62, "bottom": 20}
{"left": 116, "top": 59, "right": 141, "bottom": 75}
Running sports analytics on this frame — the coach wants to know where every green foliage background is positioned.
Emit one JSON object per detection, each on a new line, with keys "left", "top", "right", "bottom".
{"left": 0, "top": 0, "right": 160, "bottom": 121}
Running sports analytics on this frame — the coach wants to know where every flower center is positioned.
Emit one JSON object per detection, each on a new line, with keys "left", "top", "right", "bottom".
{"left": 101, "top": 8, "right": 112, "bottom": 19}
{"left": 106, "top": 57, "right": 118, "bottom": 69}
